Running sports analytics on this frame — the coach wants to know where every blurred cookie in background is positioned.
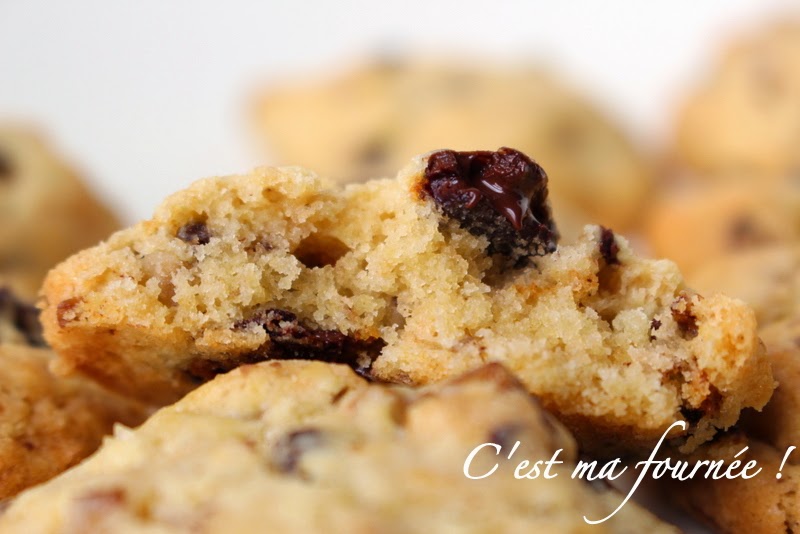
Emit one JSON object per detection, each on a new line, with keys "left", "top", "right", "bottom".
{"left": 676, "top": 21, "right": 800, "bottom": 178}
{"left": 674, "top": 437, "right": 798, "bottom": 534}
{"left": 0, "top": 126, "right": 120, "bottom": 298}
{"left": 0, "top": 287, "right": 149, "bottom": 500}
{"left": 252, "top": 59, "right": 653, "bottom": 240}
{"left": 687, "top": 245, "right": 800, "bottom": 326}
{"left": 644, "top": 178, "right": 800, "bottom": 274}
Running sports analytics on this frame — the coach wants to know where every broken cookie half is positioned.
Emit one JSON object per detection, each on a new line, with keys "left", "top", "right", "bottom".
{"left": 40, "top": 148, "right": 773, "bottom": 455}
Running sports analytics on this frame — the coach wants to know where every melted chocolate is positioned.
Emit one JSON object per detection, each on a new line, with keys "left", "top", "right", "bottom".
{"left": 236, "top": 308, "right": 384, "bottom": 369}
{"left": 422, "top": 148, "right": 558, "bottom": 267}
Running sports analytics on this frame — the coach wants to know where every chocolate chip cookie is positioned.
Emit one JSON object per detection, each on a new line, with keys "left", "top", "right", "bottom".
{"left": 0, "top": 125, "right": 120, "bottom": 298}
{"left": 0, "top": 288, "right": 148, "bottom": 500}
{"left": 645, "top": 179, "right": 800, "bottom": 274}
{"left": 0, "top": 360, "right": 678, "bottom": 533}
{"left": 40, "top": 148, "right": 772, "bottom": 455}
{"left": 253, "top": 59, "right": 652, "bottom": 238}
{"left": 676, "top": 21, "right": 800, "bottom": 177}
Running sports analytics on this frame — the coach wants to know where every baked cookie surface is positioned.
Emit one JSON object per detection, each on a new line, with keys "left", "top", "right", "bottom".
{"left": 0, "top": 288, "right": 148, "bottom": 500}
{"left": 0, "top": 126, "right": 119, "bottom": 298}
{"left": 40, "top": 148, "right": 773, "bottom": 454}
{"left": 0, "top": 360, "right": 678, "bottom": 533}
{"left": 254, "top": 60, "right": 652, "bottom": 236}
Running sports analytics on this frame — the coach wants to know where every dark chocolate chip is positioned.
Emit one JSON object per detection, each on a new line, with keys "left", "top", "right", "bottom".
{"left": 421, "top": 148, "right": 558, "bottom": 268}
{"left": 176, "top": 222, "right": 211, "bottom": 245}
{"left": 236, "top": 308, "right": 385, "bottom": 367}
{"left": 273, "top": 428, "right": 326, "bottom": 475}
{"left": 0, "top": 287, "right": 46, "bottom": 347}
{"left": 649, "top": 318, "right": 662, "bottom": 342}
{"left": 0, "top": 149, "right": 13, "bottom": 181}
{"left": 671, "top": 295, "right": 699, "bottom": 340}
{"left": 180, "top": 309, "right": 387, "bottom": 384}
{"left": 599, "top": 227, "right": 620, "bottom": 265}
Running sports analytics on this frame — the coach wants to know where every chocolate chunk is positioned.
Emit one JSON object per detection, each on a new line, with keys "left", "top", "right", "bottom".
{"left": 599, "top": 227, "right": 620, "bottom": 265}
{"left": 649, "top": 318, "right": 662, "bottom": 342}
{"left": 176, "top": 222, "right": 211, "bottom": 245}
{"left": 421, "top": 148, "right": 558, "bottom": 268}
{"left": 234, "top": 308, "right": 385, "bottom": 372}
{"left": 0, "top": 149, "right": 13, "bottom": 181}
{"left": 273, "top": 428, "right": 326, "bottom": 475}
{"left": 671, "top": 295, "right": 699, "bottom": 340}
{"left": 0, "top": 287, "right": 46, "bottom": 347}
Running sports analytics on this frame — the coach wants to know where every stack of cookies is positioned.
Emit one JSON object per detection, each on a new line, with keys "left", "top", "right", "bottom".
{"left": 1, "top": 18, "right": 798, "bottom": 534}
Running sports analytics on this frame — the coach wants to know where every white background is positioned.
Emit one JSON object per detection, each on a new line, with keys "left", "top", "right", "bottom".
{"left": 1, "top": 0, "right": 798, "bottom": 223}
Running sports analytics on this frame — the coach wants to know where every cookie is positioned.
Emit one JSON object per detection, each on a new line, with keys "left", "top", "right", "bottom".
{"left": 674, "top": 317, "right": 800, "bottom": 533}
{"left": 40, "top": 148, "right": 773, "bottom": 455}
{"left": 0, "top": 360, "right": 678, "bottom": 533}
{"left": 0, "top": 288, "right": 148, "bottom": 500}
{"left": 253, "top": 59, "right": 652, "bottom": 237}
{"left": 674, "top": 438, "right": 798, "bottom": 534}
{"left": 688, "top": 245, "right": 800, "bottom": 326}
{"left": 644, "top": 179, "right": 800, "bottom": 274}
{"left": 0, "top": 125, "right": 120, "bottom": 298}
{"left": 676, "top": 22, "right": 800, "bottom": 177}
{"left": 743, "top": 316, "right": 800, "bottom": 453}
